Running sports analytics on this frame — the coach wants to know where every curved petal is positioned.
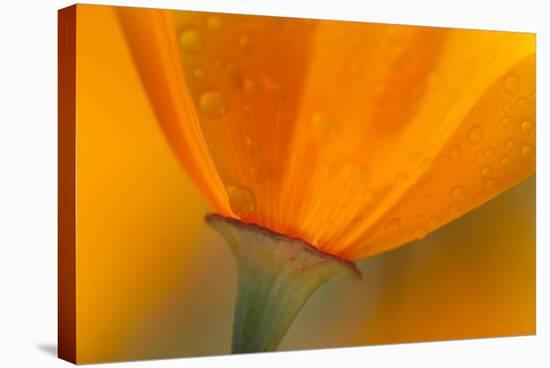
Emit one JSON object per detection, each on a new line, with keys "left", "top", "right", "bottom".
{"left": 118, "top": 9, "right": 319, "bottom": 226}
{"left": 118, "top": 7, "right": 536, "bottom": 260}
{"left": 273, "top": 23, "right": 535, "bottom": 258}
{"left": 277, "top": 22, "right": 448, "bottom": 248}
{"left": 169, "top": 11, "right": 318, "bottom": 226}
{"left": 116, "top": 8, "right": 228, "bottom": 213}
{"left": 343, "top": 52, "right": 535, "bottom": 259}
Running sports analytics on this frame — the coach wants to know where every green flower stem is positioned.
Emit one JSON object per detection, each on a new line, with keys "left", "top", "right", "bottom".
{"left": 206, "top": 214, "right": 361, "bottom": 354}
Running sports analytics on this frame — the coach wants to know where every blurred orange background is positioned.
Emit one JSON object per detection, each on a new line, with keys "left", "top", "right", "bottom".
{"left": 71, "top": 5, "right": 534, "bottom": 363}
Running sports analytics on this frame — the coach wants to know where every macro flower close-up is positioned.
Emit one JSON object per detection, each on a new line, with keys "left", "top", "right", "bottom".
{"left": 116, "top": 8, "right": 535, "bottom": 353}
{"left": 56, "top": 4, "right": 537, "bottom": 363}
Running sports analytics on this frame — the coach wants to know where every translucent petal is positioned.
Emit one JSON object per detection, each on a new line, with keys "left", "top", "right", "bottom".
{"left": 118, "top": 9, "right": 536, "bottom": 260}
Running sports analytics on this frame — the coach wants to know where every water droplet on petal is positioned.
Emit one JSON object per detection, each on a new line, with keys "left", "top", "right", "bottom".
{"left": 521, "top": 120, "right": 535, "bottom": 135}
{"left": 481, "top": 166, "right": 492, "bottom": 178}
{"left": 193, "top": 68, "right": 205, "bottom": 79}
{"left": 451, "top": 186, "right": 466, "bottom": 202}
{"left": 467, "top": 125, "right": 484, "bottom": 144}
{"left": 263, "top": 76, "right": 282, "bottom": 93}
{"left": 245, "top": 137, "right": 261, "bottom": 156}
{"left": 501, "top": 156, "right": 511, "bottom": 167}
{"left": 448, "top": 146, "right": 462, "bottom": 161}
{"left": 485, "top": 179, "right": 496, "bottom": 190}
{"left": 227, "top": 185, "right": 256, "bottom": 217}
{"left": 244, "top": 78, "right": 260, "bottom": 95}
{"left": 521, "top": 146, "right": 535, "bottom": 161}
{"left": 239, "top": 35, "right": 251, "bottom": 51}
{"left": 501, "top": 116, "right": 512, "bottom": 128}
{"left": 200, "top": 91, "right": 226, "bottom": 118}
{"left": 506, "top": 140, "right": 515, "bottom": 150}
{"left": 419, "top": 158, "right": 431, "bottom": 170}
{"left": 503, "top": 74, "right": 520, "bottom": 94}
{"left": 517, "top": 97, "right": 528, "bottom": 110}
{"left": 179, "top": 29, "right": 203, "bottom": 54}
{"left": 207, "top": 16, "right": 222, "bottom": 30}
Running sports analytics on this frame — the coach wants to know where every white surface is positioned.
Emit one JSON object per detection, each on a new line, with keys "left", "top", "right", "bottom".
{"left": 0, "top": 0, "right": 547, "bottom": 366}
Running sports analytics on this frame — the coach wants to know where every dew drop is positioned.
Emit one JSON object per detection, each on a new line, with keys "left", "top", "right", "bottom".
{"left": 207, "top": 16, "right": 222, "bottom": 30}
{"left": 503, "top": 74, "right": 520, "bottom": 94}
{"left": 263, "top": 76, "right": 282, "bottom": 93}
{"left": 384, "top": 218, "right": 401, "bottom": 233}
{"left": 521, "top": 146, "right": 535, "bottom": 161}
{"left": 239, "top": 35, "right": 251, "bottom": 51}
{"left": 451, "top": 186, "right": 466, "bottom": 202}
{"left": 244, "top": 78, "right": 260, "bottom": 95}
{"left": 193, "top": 68, "right": 205, "bottom": 79}
{"left": 245, "top": 137, "right": 261, "bottom": 155}
{"left": 200, "top": 91, "right": 226, "bottom": 118}
{"left": 448, "top": 146, "right": 462, "bottom": 161}
{"left": 419, "top": 158, "right": 431, "bottom": 170}
{"left": 506, "top": 140, "right": 515, "bottom": 150}
{"left": 485, "top": 179, "right": 496, "bottom": 190}
{"left": 179, "top": 29, "right": 203, "bottom": 54}
{"left": 501, "top": 116, "right": 512, "bottom": 128}
{"left": 501, "top": 156, "right": 511, "bottom": 167}
{"left": 467, "top": 125, "right": 484, "bottom": 144}
{"left": 481, "top": 166, "right": 492, "bottom": 178}
{"left": 227, "top": 185, "right": 256, "bottom": 216}
{"left": 517, "top": 97, "right": 528, "bottom": 110}
{"left": 521, "top": 120, "right": 535, "bottom": 135}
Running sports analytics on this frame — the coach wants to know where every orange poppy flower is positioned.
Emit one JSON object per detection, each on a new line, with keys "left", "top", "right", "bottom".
{"left": 116, "top": 7, "right": 535, "bottom": 353}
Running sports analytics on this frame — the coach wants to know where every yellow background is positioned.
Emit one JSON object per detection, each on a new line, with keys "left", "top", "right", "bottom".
{"left": 74, "top": 5, "right": 535, "bottom": 363}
